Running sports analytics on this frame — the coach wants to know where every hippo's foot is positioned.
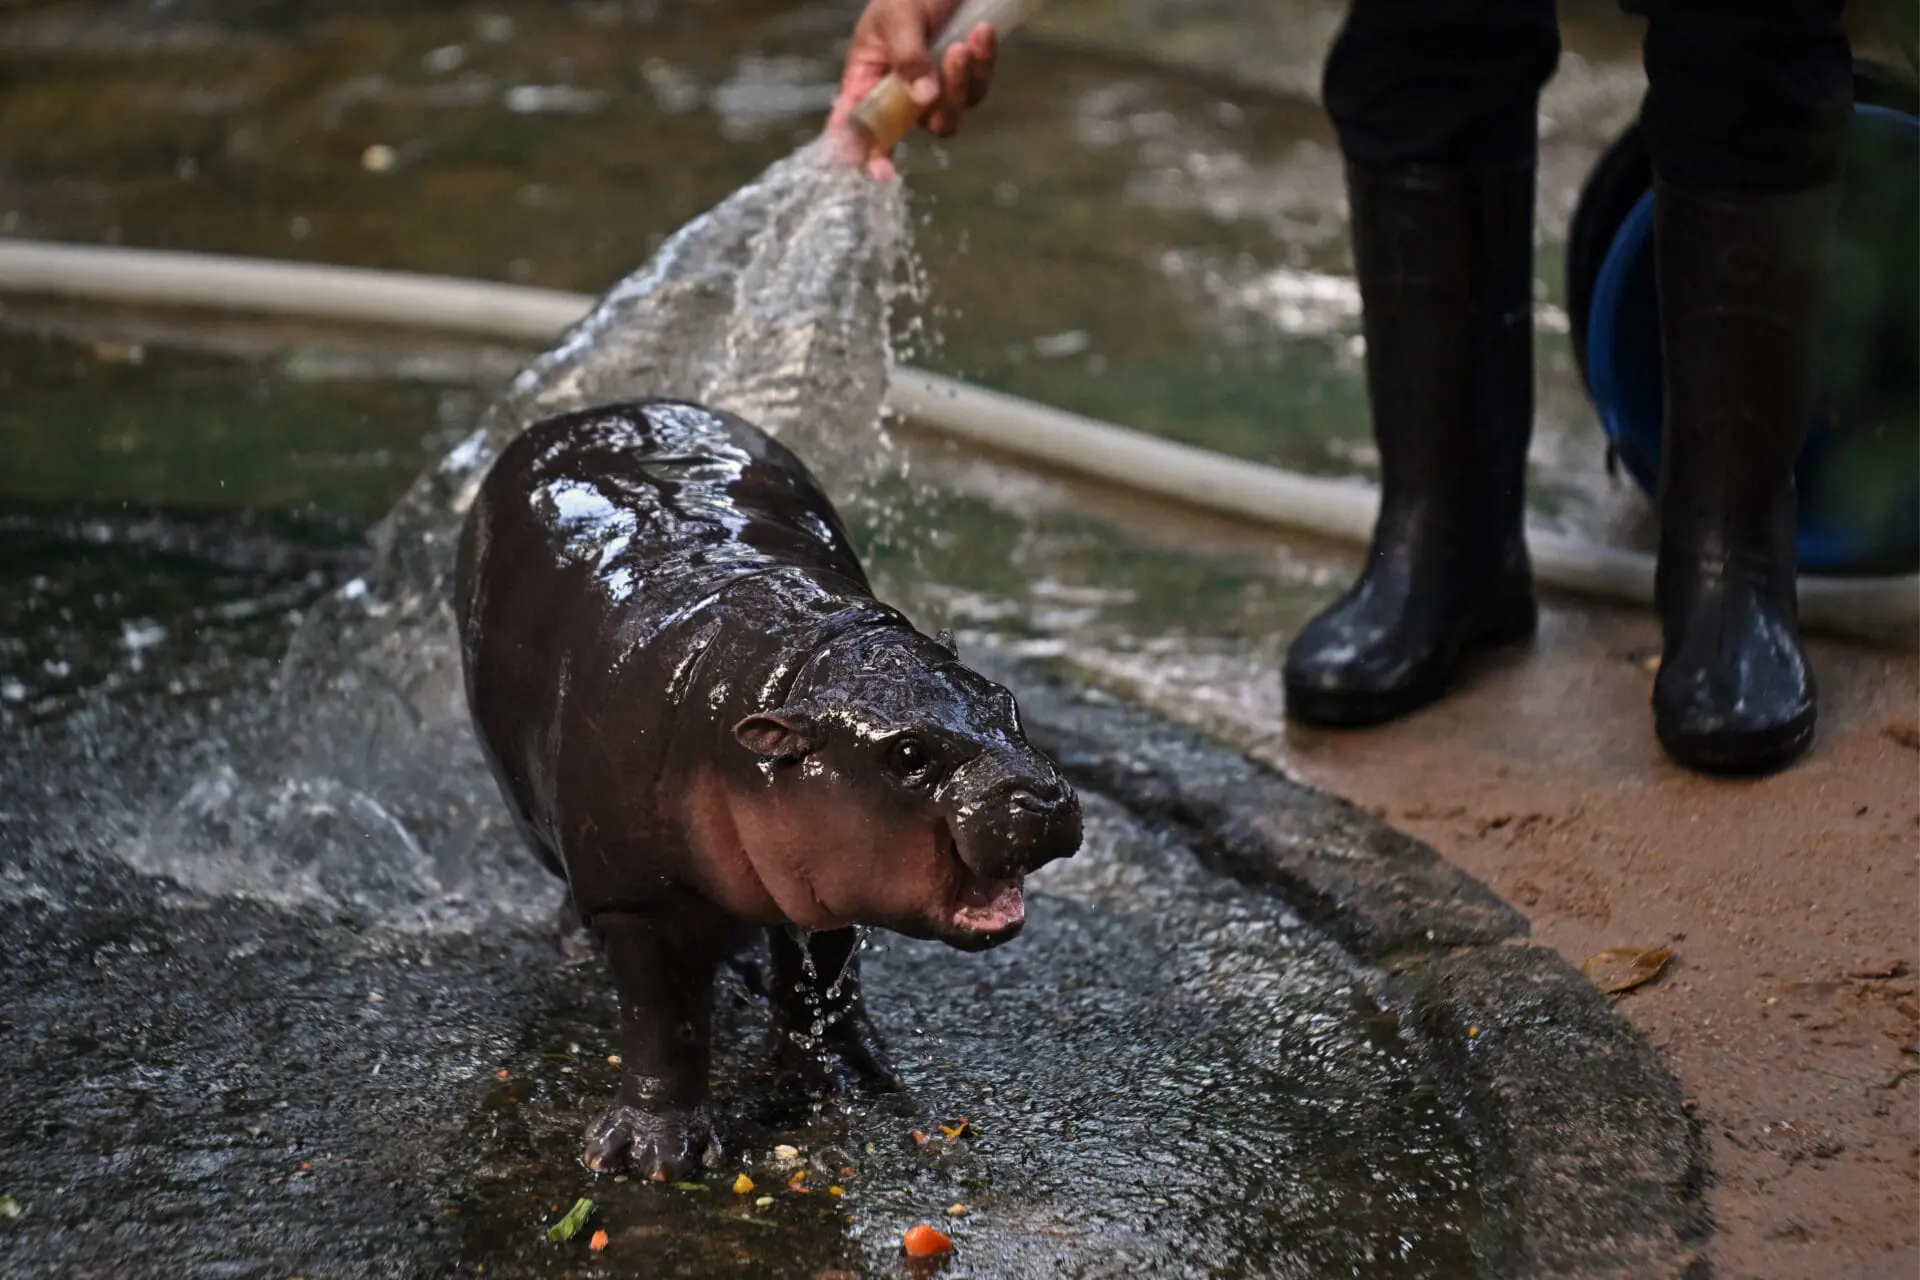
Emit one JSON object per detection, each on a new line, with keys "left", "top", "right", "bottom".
{"left": 771, "top": 1006, "right": 903, "bottom": 1100}
{"left": 582, "top": 1101, "right": 724, "bottom": 1181}
{"left": 546, "top": 897, "right": 599, "bottom": 966}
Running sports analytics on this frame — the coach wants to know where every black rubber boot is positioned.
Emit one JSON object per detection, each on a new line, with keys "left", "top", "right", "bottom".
{"left": 1283, "top": 161, "right": 1539, "bottom": 727}
{"left": 1649, "top": 180, "right": 1839, "bottom": 775}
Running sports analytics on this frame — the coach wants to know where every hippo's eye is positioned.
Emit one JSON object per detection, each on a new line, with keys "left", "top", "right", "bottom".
{"left": 888, "top": 736, "right": 932, "bottom": 782}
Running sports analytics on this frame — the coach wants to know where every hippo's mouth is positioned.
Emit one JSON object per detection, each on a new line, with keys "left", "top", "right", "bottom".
{"left": 942, "top": 825, "right": 1026, "bottom": 945}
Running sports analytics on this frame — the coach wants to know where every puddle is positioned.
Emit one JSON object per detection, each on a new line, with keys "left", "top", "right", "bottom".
{"left": 2, "top": 709, "right": 1484, "bottom": 1276}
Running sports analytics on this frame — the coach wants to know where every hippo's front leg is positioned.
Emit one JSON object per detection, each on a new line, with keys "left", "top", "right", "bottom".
{"left": 584, "top": 910, "right": 727, "bottom": 1181}
{"left": 767, "top": 927, "right": 902, "bottom": 1098}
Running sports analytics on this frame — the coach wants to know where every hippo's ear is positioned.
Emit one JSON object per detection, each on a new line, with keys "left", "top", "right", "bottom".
{"left": 933, "top": 628, "right": 958, "bottom": 658}
{"left": 733, "top": 709, "right": 822, "bottom": 761}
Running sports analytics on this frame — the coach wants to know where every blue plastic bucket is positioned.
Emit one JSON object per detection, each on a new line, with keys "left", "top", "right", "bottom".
{"left": 1583, "top": 102, "right": 1920, "bottom": 576}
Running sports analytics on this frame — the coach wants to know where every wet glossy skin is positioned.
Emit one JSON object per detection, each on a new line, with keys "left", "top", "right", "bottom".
{"left": 453, "top": 399, "right": 1081, "bottom": 1180}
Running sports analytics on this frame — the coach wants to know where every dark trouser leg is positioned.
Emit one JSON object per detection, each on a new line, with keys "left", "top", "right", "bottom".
{"left": 1284, "top": 0, "right": 1557, "bottom": 726}
{"left": 1632, "top": 0, "right": 1852, "bottom": 773}
{"left": 766, "top": 926, "right": 901, "bottom": 1097}
{"left": 583, "top": 909, "right": 728, "bottom": 1180}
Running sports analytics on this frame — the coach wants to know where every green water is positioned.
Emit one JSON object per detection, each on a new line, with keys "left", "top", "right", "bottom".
{"left": 0, "top": 0, "right": 1676, "bottom": 533}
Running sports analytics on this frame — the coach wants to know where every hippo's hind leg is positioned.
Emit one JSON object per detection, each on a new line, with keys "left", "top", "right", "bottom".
{"left": 766, "top": 926, "right": 902, "bottom": 1099}
{"left": 584, "top": 908, "right": 728, "bottom": 1181}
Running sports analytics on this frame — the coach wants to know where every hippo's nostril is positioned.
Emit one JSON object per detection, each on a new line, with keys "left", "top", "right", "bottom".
{"left": 1009, "top": 788, "right": 1046, "bottom": 814}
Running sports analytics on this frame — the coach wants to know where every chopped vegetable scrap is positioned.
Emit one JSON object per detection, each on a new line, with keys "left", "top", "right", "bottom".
{"left": 545, "top": 1197, "right": 595, "bottom": 1244}
{"left": 946, "top": 1203, "right": 969, "bottom": 1217}
{"left": 754, "top": 1196, "right": 775, "bottom": 1208}
{"left": 772, "top": 1144, "right": 800, "bottom": 1161}
{"left": 588, "top": 1230, "right": 609, "bottom": 1252}
{"left": 903, "top": 1224, "right": 954, "bottom": 1257}
{"left": 732, "top": 1173, "right": 755, "bottom": 1195}
{"left": 1581, "top": 946, "right": 1675, "bottom": 995}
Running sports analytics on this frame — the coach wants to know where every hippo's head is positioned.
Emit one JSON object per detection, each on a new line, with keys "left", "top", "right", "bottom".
{"left": 724, "top": 629, "right": 1081, "bottom": 951}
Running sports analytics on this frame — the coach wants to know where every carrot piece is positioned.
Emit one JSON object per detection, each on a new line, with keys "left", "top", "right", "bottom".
{"left": 903, "top": 1224, "right": 953, "bottom": 1257}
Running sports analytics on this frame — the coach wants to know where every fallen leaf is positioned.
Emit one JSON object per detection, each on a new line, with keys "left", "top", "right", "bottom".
{"left": 939, "top": 1119, "right": 972, "bottom": 1140}
{"left": 1847, "top": 960, "right": 1910, "bottom": 981}
{"left": 827, "top": 1186, "right": 845, "bottom": 1197}
{"left": 1582, "top": 947, "right": 1674, "bottom": 995}
{"left": 668, "top": 1182, "right": 708, "bottom": 1193}
{"left": 909, "top": 1130, "right": 929, "bottom": 1146}
{"left": 732, "top": 1173, "right": 755, "bottom": 1195}
{"left": 588, "top": 1229, "right": 609, "bottom": 1252}
{"left": 545, "top": 1197, "right": 595, "bottom": 1244}
{"left": 737, "top": 1214, "right": 779, "bottom": 1228}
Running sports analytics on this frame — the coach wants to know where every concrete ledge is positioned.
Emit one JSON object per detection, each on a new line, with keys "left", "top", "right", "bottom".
{"left": 1390, "top": 946, "right": 1708, "bottom": 1279}
{"left": 990, "top": 657, "right": 1708, "bottom": 1280}
{"left": 1001, "top": 666, "right": 1530, "bottom": 960}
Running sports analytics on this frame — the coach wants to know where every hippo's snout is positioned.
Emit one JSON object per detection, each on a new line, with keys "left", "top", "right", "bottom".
{"left": 955, "top": 768, "right": 1083, "bottom": 881}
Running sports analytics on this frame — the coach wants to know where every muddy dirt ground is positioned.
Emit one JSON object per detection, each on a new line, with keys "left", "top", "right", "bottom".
{"left": 1268, "top": 590, "right": 1919, "bottom": 1280}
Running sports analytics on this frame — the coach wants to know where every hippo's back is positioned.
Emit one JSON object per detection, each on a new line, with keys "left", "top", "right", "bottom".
{"left": 454, "top": 399, "right": 875, "bottom": 861}
{"left": 462, "top": 400, "right": 868, "bottom": 617}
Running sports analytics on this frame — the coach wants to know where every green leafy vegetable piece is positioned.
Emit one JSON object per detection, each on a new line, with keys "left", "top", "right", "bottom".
{"left": 545, "top": 1197, "right": 595, "bottom": 1244}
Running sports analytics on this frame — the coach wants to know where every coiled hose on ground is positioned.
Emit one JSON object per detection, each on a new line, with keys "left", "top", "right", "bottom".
{"left": 0, "top": 238, "right": 1911, "bottom": 645}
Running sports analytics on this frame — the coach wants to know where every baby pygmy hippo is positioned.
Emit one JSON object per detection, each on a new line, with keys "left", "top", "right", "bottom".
{"left": 454, "top": 399, "right": 1082, "bottom": 1181}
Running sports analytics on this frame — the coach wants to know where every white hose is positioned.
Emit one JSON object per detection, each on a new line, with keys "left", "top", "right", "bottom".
{"left": 2, "top": 237, "right": 1913, "bottom": 644}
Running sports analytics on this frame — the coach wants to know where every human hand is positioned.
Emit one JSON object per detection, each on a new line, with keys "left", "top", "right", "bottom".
{"left": 825, "top": 0, "right": 997, "bottom": 179}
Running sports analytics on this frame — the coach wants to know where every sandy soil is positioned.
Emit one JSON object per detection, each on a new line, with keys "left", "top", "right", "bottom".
{"left": 1271, "top": 600, "right": 1920, "bottom": 1280}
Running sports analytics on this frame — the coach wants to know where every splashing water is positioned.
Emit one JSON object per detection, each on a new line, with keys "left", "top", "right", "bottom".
{"left": 126, "top": 138, "right": 920, "bottom": 928}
